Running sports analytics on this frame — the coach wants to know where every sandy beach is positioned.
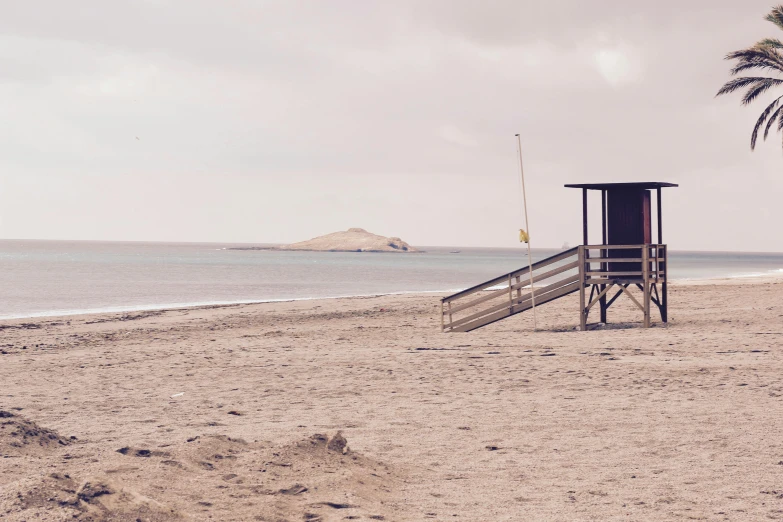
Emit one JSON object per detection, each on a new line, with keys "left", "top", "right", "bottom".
{"left": 1, "top": 277, "right": 783, "bottom": 521}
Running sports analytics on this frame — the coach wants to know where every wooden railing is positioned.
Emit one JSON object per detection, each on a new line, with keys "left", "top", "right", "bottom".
{"left": 441, "top": 247, "right": 580, "bottom": 332}
{"left": 578, "top": 244, "right": 667, "bottom": 329}
{"left": 441, "top": 244, "right": 668, "bottom": 332}
{"left": 579, "top": 244, "right": 666, "bottom": 284}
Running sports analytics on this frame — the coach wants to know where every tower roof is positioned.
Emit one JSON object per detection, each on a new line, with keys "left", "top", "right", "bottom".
{"left": 564, "top": 182, "right": 678, "bottom": 190}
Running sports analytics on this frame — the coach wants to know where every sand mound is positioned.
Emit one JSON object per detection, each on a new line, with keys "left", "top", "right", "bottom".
{"left": 1, "top": 431, "right": 402, "bottom": 521}
{"left": 0, "top": 410, "right": 72, "bottom": 456}
{"left": 278, "top": 228, "right": 418, "bottom": 253}
{"left": 74, "top": 478, "right": 180, "bottom": 521}
{"left": 165, "top": 432, "right": 400, "bottom": 519}
{"left": 249, "top": 432, "right": 399, "bottom": 521}
{"left": 12, "top": 473, "right": 180, "bottom": 521}
{"left": 176, "top": 434, "right": 249, "bottom": 472}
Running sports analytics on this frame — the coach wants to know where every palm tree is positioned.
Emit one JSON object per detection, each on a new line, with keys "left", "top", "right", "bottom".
{"left": 717, "top": 5, "right": 783, "bottom": 150}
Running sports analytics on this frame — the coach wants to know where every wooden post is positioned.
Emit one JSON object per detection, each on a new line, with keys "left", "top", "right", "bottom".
{"left": 657, "top": 187, "right": 663, "bottom": 245}
{"left": 581, "top": 189, "right": 591, "bottom": 329}
{"left": 508, "top": 274, "right": 513, "bottom": 311}
{"left": 582, "top": 188, "right": 588, "bottom": 246}
{"left": 600, "top": 189, "right": 607, "bottom": 324}
{"left": 448, "top": 301, "right": 453, "bottom": 328}
{"left": 657, "top": 188, "right": 667, "bottom": 324}
{"left": 578, "top": 246, "right": 586, "bottom": 331}
{"left": 661, "top": 245, "right": 668, "bottom": 323}
{"left": 441, "top": 301, "right": 445, "bottom": 332}
{"left": 515, "top": 275, "right": 521, "bottom": 302}
{"left": 642, "top": 245, "right": 650, "bottom": 328}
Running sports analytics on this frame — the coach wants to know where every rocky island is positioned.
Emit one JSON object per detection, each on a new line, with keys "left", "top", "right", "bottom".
{"left": 234, "top": 228, "right": 419, "bottom": 253}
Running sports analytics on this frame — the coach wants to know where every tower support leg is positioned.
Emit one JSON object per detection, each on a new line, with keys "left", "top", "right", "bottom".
{"left": 661, "top": 247, "right": 668, "bottom": 323}
{"left": 642, "top": 245, "right": 651, "bottom": 328}
{"left": 578, "top": 247, "right": 587, "bottom": 331}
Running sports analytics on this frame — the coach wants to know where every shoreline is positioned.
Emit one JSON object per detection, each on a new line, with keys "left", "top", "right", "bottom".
{"left": 2, "top": 271, "right": 782, "bottom": 323}
{"left": 0, "top": 289, "right": 457, "bottom": 322}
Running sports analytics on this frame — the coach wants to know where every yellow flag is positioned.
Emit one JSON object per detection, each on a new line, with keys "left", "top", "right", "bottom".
{"left": 519, "top": 229, "right": 529, "bottom": 243}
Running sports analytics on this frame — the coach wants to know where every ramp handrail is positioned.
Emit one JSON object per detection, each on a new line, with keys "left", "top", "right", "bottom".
{"left": 442, "top": 247, "right": 578, "bottom": 303}
{"left": 441, "top": 247, "right": 580, "bottom": 332}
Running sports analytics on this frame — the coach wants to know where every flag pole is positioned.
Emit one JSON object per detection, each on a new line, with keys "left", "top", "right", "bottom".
{"left": 515, "top": 134, "right": 537, "bottom": 331}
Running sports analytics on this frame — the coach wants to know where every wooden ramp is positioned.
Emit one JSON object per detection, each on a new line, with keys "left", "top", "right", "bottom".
{"left": 441, "top": 247, "right": 580, "bottom": 332}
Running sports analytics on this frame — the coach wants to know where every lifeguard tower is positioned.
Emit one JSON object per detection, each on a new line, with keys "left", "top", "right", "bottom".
{"left": 440, "top": 182, "right": 678, "bottom": 332}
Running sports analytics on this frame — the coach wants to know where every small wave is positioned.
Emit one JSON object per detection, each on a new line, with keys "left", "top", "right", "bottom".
{"left": 0, "top": 288, "right": 467, "bottom": 321}
{"left": 727, "top": 268, "right": 783, "bottom": 279}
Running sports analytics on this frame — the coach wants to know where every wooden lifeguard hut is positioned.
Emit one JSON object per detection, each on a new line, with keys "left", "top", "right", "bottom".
{"left": 440, "top": 181, "right": 678, "bottom": 332}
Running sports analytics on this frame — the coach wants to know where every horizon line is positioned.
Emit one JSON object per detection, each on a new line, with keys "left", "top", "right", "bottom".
{"left": 1, "top": 237, "right": 783, "bottom": 256}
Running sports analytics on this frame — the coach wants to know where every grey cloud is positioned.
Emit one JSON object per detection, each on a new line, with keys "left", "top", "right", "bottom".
{"left": 1, "top": 0, "right": 782, "bottom": 251}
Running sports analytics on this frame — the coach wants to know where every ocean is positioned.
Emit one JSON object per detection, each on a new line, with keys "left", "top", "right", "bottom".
{"left": 1, "top": 240, "right": 782, "bottom": 320}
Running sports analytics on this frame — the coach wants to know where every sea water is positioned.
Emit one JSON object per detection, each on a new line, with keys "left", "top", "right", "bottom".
{"left": 1, "top": 240, "right": 782, "bottom": 320}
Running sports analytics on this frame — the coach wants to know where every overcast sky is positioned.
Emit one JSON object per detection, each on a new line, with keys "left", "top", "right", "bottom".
{"left": 1, "top": 0, "right": 783, "bottom": 251}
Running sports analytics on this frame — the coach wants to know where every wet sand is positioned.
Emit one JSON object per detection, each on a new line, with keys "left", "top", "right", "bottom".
{"left": 1, "top": 278, "right": 783, "bottom": 520}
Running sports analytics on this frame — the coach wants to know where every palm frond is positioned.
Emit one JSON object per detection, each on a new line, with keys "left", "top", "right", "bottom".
{"left": 716, "top": 76, "right": 779, "bottom": 97}
{"left": 726, "top": 47, "right": 783, "bottom": 75}
{"left": 764, "top": 103, "right": 783, "bottom": 139}
{"left": 729, "top": 58, "right": 783, "bottom": 76}
{"left": 765, "top": 5, "right": 783, "bottom": 32}
{"left": 755, "top": 37, "right": 783, "bottom": 49}
{"left": 742, "top": 78, "right": 783, "bottom": 104}
{"left": 726, "top": 47, "right": 783, "bottom": 62}
{"left": 752, "top": 95, "right": 783, "bottom": 148}
{"left": 731, "top": 61, "right": 783, "bottom": 75}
